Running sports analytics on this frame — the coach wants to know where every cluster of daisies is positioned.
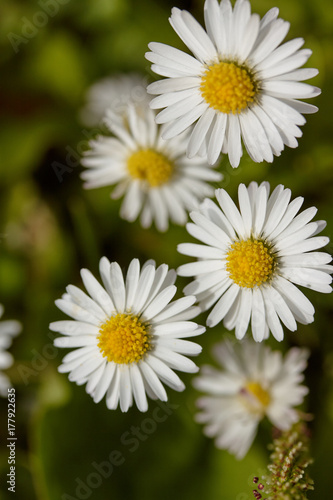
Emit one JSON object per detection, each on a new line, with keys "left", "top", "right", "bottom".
{"left": 3, "top": 0, "right": 332, "bottom": 461}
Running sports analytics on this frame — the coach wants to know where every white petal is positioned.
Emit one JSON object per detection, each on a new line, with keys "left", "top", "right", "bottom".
{"left": 162, "top": 102, "right": 209, "bottom": 140}
{"left": 147, "top": 42, "right": 203, "bottom": 72}
{"left": 153, "top": 345, "right": 198, "bottom": 373}
{"left": 170, "top": 7, "right": 218, "bottom": 63}
{"left": 281, "top": 268, "right": 332, "bottom": 293}
{"left": 152, "top": 296, "right": 196, "bottom": 323}
{"left": 187, "top": 107, "right": 216, "bottom": 158}
{"left": 109, "top": 262, "right": 126, "bottom": 313}
{"left": 49, "top": 320, "right": 99, "bottom": 336}
{"left": 146, "top": 354, "right": 185, "bottom": 391}
{"left": 253, "top": 183, "right": 268, "bottom": 235}
{"left": 235, "top": 288, "right": 252, "bottom": 339}
{"left": 251, "top": 288, "right": 266, "bottom": 342}
{"left": 149, "top": 189, "right": 169, "bottom": 232}
{"left": 119, "top": 365, "right": 133, "bottom": 412}
{"left": 207, "top": 283, "right": 239, "bottom": 327}
{"left": 227, "top": 114, "right": 242, "bottom": 168}
{"left": 129, "top": 363, "right": 148, "bottom": 412}
{"left": 147, "top": 77, "right": 200, "bottom": 95}
{"left": 54, "top": 335, "right": 97, "bottom": 348}
{"left": 55, "top": 299, "right": 99, "bottom": 326}
{"left": 157, "top": 337, "right": 202, "bottom": 355}
{"left": 143, "top": 286, "right": 177, "bottom": 321}
{"left": 216, "top": 188, "right": 245, "bottom": 238}
{"left": 263, "top": 80, "right": 320, "bottom": 100}
{"left": 66, "top": 285, "right": 106, "bottom": 322}
{"left": 80, "top": 269, "right": 114, "bottom": 317}
{"left": 93, "top": 363, "right": 116, "bottom": 403}
{"left": 250, "top": 19, "right": 290, "bottom": 66}
{"left": 156, "top": 90, "right": 204, "bottom": 124}
{"left": 69, "top": 355, "right": 104, "bottom": 382}
{"left": 251, "top": 104, "right": 284, "bottom": 156}
{"left": 204, "top": 0, "right": 225, "bottom": 54}
{"left": 178, "top": 242, "right": 224, "bottom": 259}
{"left": 106, "top": 368, "right": 121, "bottom": 409}
{"left": 131, "top": 264, "right": 156, "bottom": 313}
{"left": 265, "top": 286, "right": 297, "bottom": 331}
{"left": 124, "top": 259, "right": 140, "bottom": 311}
{"left": 207, "top": 112, "right": 227, "bottom": 165}
{"left": 140, "top": 360, "right": 168, "bottom": 401}
{"left": 262, "top": 290, "right": 284, "bottom": 341}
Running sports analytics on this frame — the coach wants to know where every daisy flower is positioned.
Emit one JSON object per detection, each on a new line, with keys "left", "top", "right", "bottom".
{"left": 80, "top": 73, "right": 149, "bottom": 127}
{"left": 177, "top": 182, "right": 333, "bottom": 342}
{"left": 193, "top": 338, "right": 309, "bottom": 459}
{"left": 81, "top": 100, "right": 223, "bottom": 231}
{"left": 0, "top": 304, "right": 21, "bottom": 397}
{"left": 50, "top": 258, "right": 204, "bottom": 412}
{"left": 145, "top": 0, "right": 320, "bottom": 167}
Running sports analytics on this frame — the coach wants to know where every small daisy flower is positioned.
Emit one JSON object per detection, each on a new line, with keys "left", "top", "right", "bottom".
{"left": 80, "top": 73, "right": 149, "bottom": 127}
{"left": 145, "top": 0, "right": 320, "bottom": 167}
{"left": 50, "top": 258, "right": 204, "bottom": 412}
{"left": 0, "top": 304, "right": 21, "bottom": 397}
{"left": 177, "top": 182, "right": 333, "bottom": 342}
{"left": 193, "top": 338, "right": 309, "bottom": 459}
{"left": 81, "top": 101, "right": 223, "bottom": 231}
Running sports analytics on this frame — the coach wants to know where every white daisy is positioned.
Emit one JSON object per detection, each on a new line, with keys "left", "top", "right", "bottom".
{"left": 81, "top": 100, "right": 223, "bottom": 231}
{"left": 193, "top": 338, "right": 309, "bottom": 459}
{"left": 50, "top": 257, "right": 204, "bottom": 412}
{"left": 177, "top": 182, "right": 333, "bottom": 342}
{"left": 0, "top": 304, "right": 21, "bottom": 397}
{"left": 80, "top": 73, "right": 150, "bottom": 127}
{"left": 145, "top": 0, "right": 320, "bottom": 167}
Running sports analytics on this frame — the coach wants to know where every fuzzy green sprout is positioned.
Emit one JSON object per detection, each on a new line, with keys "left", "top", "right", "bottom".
{"left": 252, "top": 421, "right": 314, "bottom": 500}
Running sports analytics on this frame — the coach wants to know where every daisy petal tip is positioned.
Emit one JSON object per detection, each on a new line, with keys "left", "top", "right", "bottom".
{"left": 206, "top": 317, "right": 216, "bottom": 328}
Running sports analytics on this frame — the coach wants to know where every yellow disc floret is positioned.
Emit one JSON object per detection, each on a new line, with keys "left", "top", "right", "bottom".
{"left": 246, "top": 381, "right": 271, "bottom": 408}
{"left": 200, "top": 61, "right": 257, "bottom": 114}
{"left": 239, "top": 381, "right": 271, "bottom": 414}
{"left": 127, "top": 149, "right": 174, "bottom": 187}
{"left": 97, "top": 313, "right": 151, "bottom": 364}
{"left": 226, "top": 239, "right": 276, "bottom": 288}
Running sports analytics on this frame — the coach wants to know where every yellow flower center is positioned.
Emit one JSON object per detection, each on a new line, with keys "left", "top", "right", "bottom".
{"left": 246, "top": 381, "right": 271, "bottom": 408}
{"left": 127, "top": 149, "right": 174, "bottom": 187}
{"left": 200, "top": 61, "right": 257, "bottom": 114}
{"left": 239, "top": 381, "right": 271, "bottom": 414}
{"left": 226, "top": 239, "right": 276, "bottom": 288}
{"left": 97, "top": 313, "right": 151, "bottom": 364}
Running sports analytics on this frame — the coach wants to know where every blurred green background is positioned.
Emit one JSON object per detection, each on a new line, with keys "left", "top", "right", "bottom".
{"left": 0, "top": 0, "right": 332, "bottom": 499}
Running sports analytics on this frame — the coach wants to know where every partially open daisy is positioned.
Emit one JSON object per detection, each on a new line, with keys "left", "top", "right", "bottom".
{"left": 177, "top": 182, "right": 333, "bottom": 342}
{"left": 80, "top": 73, "right": 150, "bottom": 127}
{"left": 0, "top": 304, "right": 21, "bottom": 397}
{"left": 194, "top": 338, "right": 309, "bottom": 459}
{"left": 50, "top": 258, "right": 204, "bottom": 412}
{"left": 145, "top": 0, "right": 320, "bottom": 167}
{"left": 81, "top": 101, "right": 222, "bottom": 232}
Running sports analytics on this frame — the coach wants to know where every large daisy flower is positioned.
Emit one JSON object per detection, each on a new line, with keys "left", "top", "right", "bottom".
{"left": 145, "top": 0, "right": 320, "bottom": 167}
{"left": 50, "top": 258, "right": 204, "bottom": 412}
{"left": 81, "top": 100, "right": 222, "bottom": 231}
{"left": 177, "top": 182, "right": 333, "bottom": 342}
{"left": 0, "top": 304, "right": 21, "bottom": 397}
{"left": 194, "top": 338, "right": 309, "bottom": 459}
{"left": 80, "top": 73, "right": 150, "bottom": 127}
